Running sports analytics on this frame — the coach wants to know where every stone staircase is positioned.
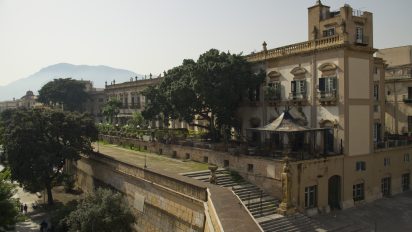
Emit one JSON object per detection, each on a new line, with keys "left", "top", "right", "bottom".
{"left": 182, "top": 169, "right": 324, "bottom": 232}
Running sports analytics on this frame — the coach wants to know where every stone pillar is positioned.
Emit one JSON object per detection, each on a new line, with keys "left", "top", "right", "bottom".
{"left": 277, "top": 158, "right": 295, "bottom": 215}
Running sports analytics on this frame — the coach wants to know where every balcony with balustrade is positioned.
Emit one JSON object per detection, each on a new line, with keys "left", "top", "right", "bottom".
{"left": 318, "top": 90, "right": 337, "bottom": 105}
{"left": 246, "top": 35, "right": 345, "bottom": 63}
{"left": 288, "top": 92, "right": 308, "bottom": 105}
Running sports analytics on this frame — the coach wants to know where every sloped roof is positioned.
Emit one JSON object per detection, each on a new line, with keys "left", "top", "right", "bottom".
{"left": 248, "top": 111, "right": 327, "bottom": 132}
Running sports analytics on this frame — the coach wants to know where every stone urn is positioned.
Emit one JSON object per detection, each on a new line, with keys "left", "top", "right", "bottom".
{"left": 208, "top": 165, "right": 218, "bottom": 184}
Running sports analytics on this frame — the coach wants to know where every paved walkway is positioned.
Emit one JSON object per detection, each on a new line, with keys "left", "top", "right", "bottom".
{"left": 312, "top": 191, "right": 412, "bottom": 232}
{"left": 95, "top": 143, "right": 209, "bottom": 173}
{"left": 13, "top": 187, "right": 44, "bottom": 232}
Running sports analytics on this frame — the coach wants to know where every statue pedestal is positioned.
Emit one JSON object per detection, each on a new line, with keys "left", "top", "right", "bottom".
{"left": 277, "top": 202, "right": 296, "bottom": 215}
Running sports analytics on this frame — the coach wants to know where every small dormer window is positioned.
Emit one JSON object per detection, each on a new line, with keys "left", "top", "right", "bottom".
{"left": 323, "top": 27, "right": 335, "bottom": 37}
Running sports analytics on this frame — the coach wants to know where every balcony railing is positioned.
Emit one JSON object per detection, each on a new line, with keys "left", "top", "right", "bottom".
{"left": 288, "top": 92, "right": 307, "bottom": 101}
{"left": 375, "top": 139, "right": 412, "bottom": 150}
{"left": 318, "top": 91, "right": 337, "bottom": 101}
{"left": 403, "top": 95, "right": 412, "bottom": 103}
{"left": 355, "top": 35, "right": 369, "bottom": 45}
{"left": 264, "top": 87, "right": 281, "bottom": 101}
{"left": 247, "top": 35, "right": 345, "bottom": 62}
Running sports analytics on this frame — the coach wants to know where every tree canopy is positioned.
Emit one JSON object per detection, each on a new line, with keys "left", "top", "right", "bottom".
{"left": 0, "top": 168, "right": 19, "bottom": 231}
{"left": 38, "top": 78, "right": 90, "bottom": 112}
{"left": 102, "top": 98, "right": 122, "bottom": 124}
{"left": 65, "top": 188, "right": 135, "bottom": 232}
{"left": 128, "top": 112, "right": 147, "bottom": 129}
{"left": 142, "top": 49, "right": 264, "bottom": 141}
{"left": 0, "top": 108, "right": 98, "bottom": 205}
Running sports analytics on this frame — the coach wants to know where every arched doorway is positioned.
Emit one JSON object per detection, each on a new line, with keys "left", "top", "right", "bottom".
{"left": 328, "top": 175, "right": 341, "bottom": 210}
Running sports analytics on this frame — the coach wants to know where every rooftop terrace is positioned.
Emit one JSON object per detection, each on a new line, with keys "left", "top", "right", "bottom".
{"left": 246, "top": 34, "right": 345, "bottom": 63}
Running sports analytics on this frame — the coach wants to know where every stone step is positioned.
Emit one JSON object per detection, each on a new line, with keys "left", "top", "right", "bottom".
{"left": 235, "top": 188, "right": 263, "bottom": 196}
{"left": 250, "top": 207, "right": 277, "bottom": 217}
{"left": 249, "top": 205, "right": 277, "bottom": 214}
{"left": 216, "top": 178, "right": 237, "bottom": 184}
{"left": 244, "top": 196, "right": 275, "bottom": 205}
{"left": 234, "top": 185, "right": 261, "bottom": 191}
{"left": 260, "top": 214, "right": 321, "bottom": 232}
{"left": 232, "top": 184, "right": 257, "bottom": 190}
{"left": 182, "top": 169, "right": 229, "bottom": 177}
{"left": 329, "top": 223, "right": 370, "bottom": 232}
{"left": 237, "top": 191, "right": 268, "bottom": 199}
{"left": 191, "top": 173, "right": 230, "bottom": 180}
{"left": 260, "top": 214, "right": 305, "bottom": 228}
{"left": 247, "top": 200, "right": 278, "bottom": 210}
{"left": 220, "top": 182, "right": 239, "bottom": 187}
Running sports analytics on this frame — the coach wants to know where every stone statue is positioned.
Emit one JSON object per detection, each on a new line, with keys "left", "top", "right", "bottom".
{"left": 277, "top": 158, "right": 295, "bottom": 215}
{"left": 208, "top": 165, "right": 218, "bottom": 184}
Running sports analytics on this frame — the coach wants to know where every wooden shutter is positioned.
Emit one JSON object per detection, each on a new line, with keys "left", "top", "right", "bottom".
{"left": 291, "top": 81, "right": 296, "bottom": 93}
{"left": 300, "top": 81, "right": 306, "bottom": 93}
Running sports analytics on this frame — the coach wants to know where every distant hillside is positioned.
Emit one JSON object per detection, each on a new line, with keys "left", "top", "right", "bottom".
{"left": 0, "top": 63, "right": 141, "bottom": 101}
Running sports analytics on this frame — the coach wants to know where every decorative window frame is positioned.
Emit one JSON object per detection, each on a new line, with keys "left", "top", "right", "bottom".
{"left": 290, "top": 67, "right": 307, "bottom": 80}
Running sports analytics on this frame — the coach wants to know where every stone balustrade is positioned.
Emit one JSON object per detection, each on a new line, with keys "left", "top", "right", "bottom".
{"left": 247, "top": 35, "right": 345, "bottom": 62}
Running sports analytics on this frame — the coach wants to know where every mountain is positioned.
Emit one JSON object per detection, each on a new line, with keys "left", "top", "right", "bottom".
{"left": 0, "top": 63, "right": 141, "bottom": 101}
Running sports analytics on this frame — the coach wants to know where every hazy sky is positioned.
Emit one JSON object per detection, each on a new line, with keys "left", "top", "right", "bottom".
{"left": 0, "top": 0, "right": 411, "bottom": 86}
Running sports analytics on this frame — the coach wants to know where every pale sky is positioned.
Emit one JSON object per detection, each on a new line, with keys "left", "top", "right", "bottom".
{"left": 0, "top": 0, "right": 411, "bottom": 86}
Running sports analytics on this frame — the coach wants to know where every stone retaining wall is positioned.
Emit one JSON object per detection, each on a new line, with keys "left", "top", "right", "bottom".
{"left": 100, "top": 135, "right": 283, "bottom": 199}
{"left": 76, "top": 153, "right": 208, "bottom": 231}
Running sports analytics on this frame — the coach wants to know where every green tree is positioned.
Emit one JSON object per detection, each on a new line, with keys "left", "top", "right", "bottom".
{"left": 65, "top": 188, "right": 135, "bottom": 232}
{"left": 128, "top": 112, "right": 147, "bottom": 128}
{"left": 0, "top": 168, "right": 19, "bottom": 231}
{"left": 0, "top": 108, "right": 98, "bottom": 205}
{"left": 142, "top": 49, "right": 264, "bottom": 141}
{"left": 102, "top": 98, "right": 122, "bottom": 124}
{"left": 38, "top": 78, "right": 90, "bottom": 112}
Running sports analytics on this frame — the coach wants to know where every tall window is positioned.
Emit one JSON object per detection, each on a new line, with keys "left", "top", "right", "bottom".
{"left": 265, "top": 81, "right": 281, "bottom": 100}
{"left": 402, "top": 173, "right": 410, "bottom": 192}
{"left": 136, "top": 96, "right": 141, "bottom": 109}
{"left": 384, "top": 157, "right": 391, "bottom": 167}
{"left": 248, "top": 85, "right": 260, "bottom": 101}
{"left": 408, "top": 116, "right": 412, "bottom": 133}
{"left": 404, "top": 153, "right": 410, "bottom": 162}
{"left": 353, "top": 183, "right": 365, "bottom": 201}
{"left": 381, "top": 177, "right": 391, "bottom": 197}
{"left": 356, "top": 161, "right": 366, "bottom": 171}
{"left": 304, "top": 185, "right": 317, "bottom": 208}
{"left": 356, "top": 27, "right": 364, "bottom": 43}
{"left": 373, "top": 123, "right": 381, "bottom": 142}
{"left": 408, "top": 87, "right": 412, "bottom": 100}
{"left": 131, "top": 96, "right": 135, "bottom": 107}
{"left": 319, "top": 77, "right": 337, "bottom": 98}
{"left": 124, "top": 96, "right": 128, "bottom": 108}
{"left": 323, "top": 28, "right": 335, "bottom": 37}
{"left": 291, "top": 80, "right": 306, "bottom": 99}
{"left": 373, "top": 84, "right": 379, "bottom": 100}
